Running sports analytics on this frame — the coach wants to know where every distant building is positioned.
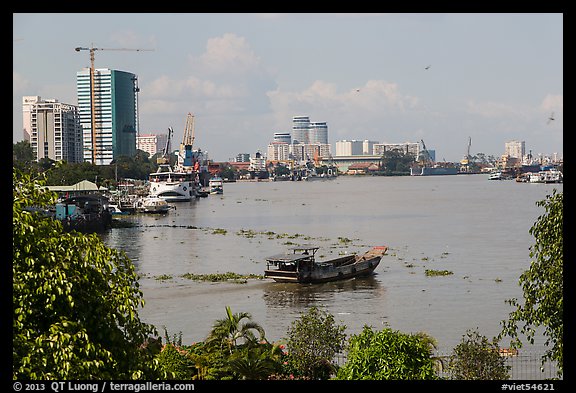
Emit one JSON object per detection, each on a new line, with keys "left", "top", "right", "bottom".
{"left": 335, "top": 140, "right": 364, "bottom": 156}
{"left": 291, "top": 143, "right": 331, "bottom": 163}
{"left": 273, "top": 132, "right": 291, "bottom": 144}
{"left": 362, "top": 140, "right": 378, "bottom": 155}
{"left": 236, "top": 153, "right": 251, "bottom": 162}
{"left": 77, "top": 68, "right": 139, "bottom": 165}
{"left": 308, "top": 122, "right": 328, "bottom": 144}
{"left": 373, "top": 142, "right": 420, "bottom": 158}
{"left": 292, "top": 116, "right": 310, "bottom": 144}
{"left": 22, "top": 96, "right": 84, "bottom": 163}
{"left": 267, "top": 141, "right": 291, "bottom": 161}
{"left": 137, "top": 133, "right": 168, "bottom": 157}
{"left": 505, "top": 140, "right": 525, "bottom": 159}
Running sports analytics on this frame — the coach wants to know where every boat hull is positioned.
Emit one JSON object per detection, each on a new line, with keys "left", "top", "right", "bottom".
{"left": 265, "top": 255, "right": 382, "bottom": 283}
{"left": 411, "top": 166, "right": 458, "bottom": 176}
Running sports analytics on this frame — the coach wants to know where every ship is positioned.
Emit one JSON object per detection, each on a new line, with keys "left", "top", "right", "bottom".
{"left": 410, "top": 139, "right": 458, "bottom": 176}
{"left": 410, "top": 166, "right": 458, "bottom": 176}
{"left": 148, "top": 113, "right": 206, "bottom": 201}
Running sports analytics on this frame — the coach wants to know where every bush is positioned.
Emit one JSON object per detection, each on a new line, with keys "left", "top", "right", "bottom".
{"left": 447, "top": 328, "right": 510, "bottom": 380}
{"left": 336, "top": 325, "right": 437, "bottom": 380}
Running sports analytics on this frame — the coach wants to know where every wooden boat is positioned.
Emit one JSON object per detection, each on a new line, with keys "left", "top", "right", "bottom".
{"left": 264, "top": 245, "right": 388, "bottom": 283}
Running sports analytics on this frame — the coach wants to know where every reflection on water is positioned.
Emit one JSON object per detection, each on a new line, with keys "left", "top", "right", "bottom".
{"left": 263, "top": 275, "right": 383, "bottom": 308}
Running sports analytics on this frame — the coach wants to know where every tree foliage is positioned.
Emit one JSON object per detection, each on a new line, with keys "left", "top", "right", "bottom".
{"left": 284, "top": 306, "right": 347, "bottom": 379}
{"left": 499, "top": 190, "right": 563, "bottom": 376}
{"left": 13, "top": 168, "right": 161, "bottom": 379}
{"left": 336, "top": 325, "right": 437, "bottom": 380}
{"left": 447, "top": 328, "right": 510, "bottom": 380}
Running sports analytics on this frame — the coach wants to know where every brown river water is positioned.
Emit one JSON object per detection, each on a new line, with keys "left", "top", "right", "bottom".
{"left": 100, "top": 174, "right": 562, "bottom": 354}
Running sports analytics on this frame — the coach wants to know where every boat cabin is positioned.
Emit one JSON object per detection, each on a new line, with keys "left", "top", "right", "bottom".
{"left": 265, "top": 245, "right": 319, "bottom": 280}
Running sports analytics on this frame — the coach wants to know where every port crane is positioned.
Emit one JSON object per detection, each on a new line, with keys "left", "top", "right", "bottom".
{"left": 419, "top": 139, "right": 433, "bottom": 165}
{"left": 75, "top": 45, "right": 153, "bottom": 164}
{"left": 178, "top": 113, "right": 196, "bottom": 170}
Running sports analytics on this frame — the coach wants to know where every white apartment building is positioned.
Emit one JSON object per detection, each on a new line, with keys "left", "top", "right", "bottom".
{"left": 291, "top": 143, "right": 331, "bottom": 163}
{"left": 267, "top": 142, "right": 291, "bottom": 161}
{"left": 335, "top": 140, "right": 364, "bottom": 156}
{"left": 137, "top": 133, "right": 168, "bottom": 157}
{"left": 505, "top": 140, "right": 525, "bottom": 159}
{"left": 22, "top": 96, "right": 84, "bottom": 163}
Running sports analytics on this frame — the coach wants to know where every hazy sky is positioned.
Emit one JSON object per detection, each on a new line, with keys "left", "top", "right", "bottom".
{"left": 13, "top": 13, "right": 563, "bottom": 162}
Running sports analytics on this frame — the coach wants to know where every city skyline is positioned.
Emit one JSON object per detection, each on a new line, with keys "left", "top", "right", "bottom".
{"left": 13, "top": 13, "right": 563, "bottom": 162}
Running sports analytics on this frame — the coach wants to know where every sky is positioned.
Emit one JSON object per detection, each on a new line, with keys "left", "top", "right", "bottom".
{"left": 13, "top": 13, "right": 563, "bottom": 162}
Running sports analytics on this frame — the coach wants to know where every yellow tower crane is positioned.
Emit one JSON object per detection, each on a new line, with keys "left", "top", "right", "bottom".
{"left": 75, "top": 45, "right": 153, "bottom": 164}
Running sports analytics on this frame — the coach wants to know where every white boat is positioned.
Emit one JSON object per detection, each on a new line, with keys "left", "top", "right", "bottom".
{"left": 208, "top": 176, "right": 224, "bottom": 194}
{"left": 529, "top": 170, "right": 563, "bottom": 183}
{"left": 488, "top": 170, "right": 503, "bottom": 180}
{"left": 134, "top": 196, "right": 171, "bottom": 214}
{"left": 148, "top": 164, "right": 198, "bottom": 202}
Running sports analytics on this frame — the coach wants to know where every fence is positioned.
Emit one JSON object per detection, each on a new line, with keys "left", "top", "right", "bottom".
{"left": 333, "top": 351, "right": 562, "bottom": 380}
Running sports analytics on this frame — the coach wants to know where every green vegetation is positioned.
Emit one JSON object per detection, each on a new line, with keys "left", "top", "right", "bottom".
{"left": 499, "top": 190, "right": 563, "bottom": 377}
{"left": 13, "top": 168, "right": 161, "bottom": 379}
{"left": 180, "top": 272, "right": 264, "bottom": 283}
{"left": 336, "top": 325, "right": 438, "bottom": 380}
{"left": 447, "top": 328, "right": 510, "bottom": 380}
{"left": 425, "top": 269, "right": 454, "bottom": 277}
{"left": 283, "top": 306, "right": 347, "bottom": 379}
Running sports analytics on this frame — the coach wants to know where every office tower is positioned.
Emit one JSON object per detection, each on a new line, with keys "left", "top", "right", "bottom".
{"left": 77, "top": 68, "right": 138, "bottom": 165}
{"left": 292, "top": 116, "right": 310, "bottom": 144}
{"left": 22, "top": 96, "right": 83, "bottom": 163}
{"left": 308, "top": 121, "right": 328, "bottom": 144}
{"left": 273, "top": 132, "right": 291, "bottom": 144}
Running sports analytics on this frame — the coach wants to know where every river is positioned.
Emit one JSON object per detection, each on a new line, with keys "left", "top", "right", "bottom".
{"left": 100, "top": 174, "right": 562, "bottom": 353}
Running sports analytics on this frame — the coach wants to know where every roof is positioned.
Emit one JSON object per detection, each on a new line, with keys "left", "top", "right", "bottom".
{"left": 45, "top": 180, "right": 107, "bottom": 192}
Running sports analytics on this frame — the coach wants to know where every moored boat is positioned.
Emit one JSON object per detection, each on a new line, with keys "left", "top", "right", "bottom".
{"left": 149, "top": 164, "right": 199, "bottom": 202}
{"left": 264, "top": 245, "right": 388, "bottom": 283}
{"left": 134, "top": 196, "right": 171, "bottom": 214}
{"left": 208, "top": 176, "right": 224, "bottom": 194}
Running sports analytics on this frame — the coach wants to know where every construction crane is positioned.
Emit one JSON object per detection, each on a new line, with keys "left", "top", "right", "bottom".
{"left": 419, "top": 139, "right": 433, "bottom": 165}
{"left": 75, "top": 45, "right": 154, "bottom": 164}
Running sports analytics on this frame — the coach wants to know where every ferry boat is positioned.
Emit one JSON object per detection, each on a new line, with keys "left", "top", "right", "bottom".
{"left": 208, "top": 176, "right": 224, "bottom": 194}
{"left": 264, "top": 245, "right": 388, "bottom": 283}
{"left": 148, "top": 164, "right": 198, "bottom": 202}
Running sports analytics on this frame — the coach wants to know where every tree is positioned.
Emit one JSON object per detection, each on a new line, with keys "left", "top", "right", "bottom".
{"left": 13, "top": 168, "right": 161, "bottom": 379}
{"left": 284, "top": 307, "right": 347, "bottom": 379}
{"left": 205, "top": 306, "right": 266, "bottom": 354}
{"left": 336, "top": 325, "right": 437, "bottom": 380}
{"left": 499, "top": 190, "right": 563, "bottom": 377}
{"left": 447, "top": 328, "right": 510, "bottom": 380}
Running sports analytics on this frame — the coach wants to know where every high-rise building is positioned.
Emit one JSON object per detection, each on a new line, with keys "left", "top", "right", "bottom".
{"left": 505, "top": 140, "right": 525, "bottom": 159}
{"left": 267, "top": 141, "right": 290, "bottom": 161}
{"left": 335, "top": 140, "right": 364, "bottom": 156}
{"left": 77, "top": 68, "right": 138, "bottom": 165}
{"left": 22, "top": 96, "right": 83, "bottom": 163}
{"left": 273, "top": 132, "right": 291, "bottom": 144}
{"left": 292, "top": 116, "right": 310, "bottom": 144}
{"left": 308, "top": 122, "right": 328, "bottom": 144}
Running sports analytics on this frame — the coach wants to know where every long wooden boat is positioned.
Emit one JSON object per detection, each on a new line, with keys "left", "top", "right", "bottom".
{"left": 264, "top": 245, "right": 388, "bottom": 283}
